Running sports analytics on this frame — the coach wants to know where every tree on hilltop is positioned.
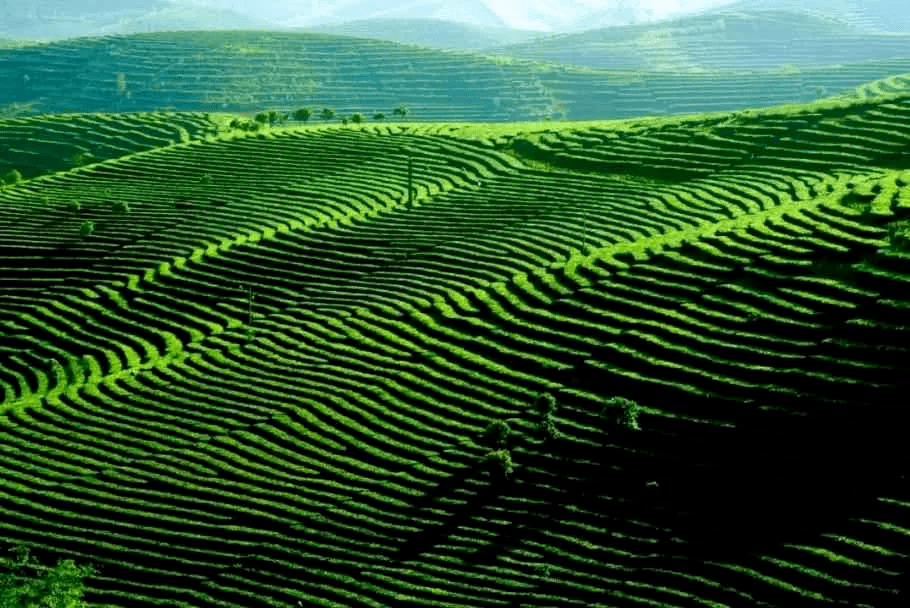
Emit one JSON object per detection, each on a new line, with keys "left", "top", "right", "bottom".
{"left": 393, "top": 105, "right": 410, "bottom": 119}
{"left": 350, "top": 113, "right": 363, "bottom": 124}
{"left": 373, "top": 112, "right": 385, "bottom": 121}
{"left": 320, "top": 108, "right": 335, "bottom": 121}
{"left": 293, "top": 108, "right": 312, "bottom": 122}
{"left": 254, "top": 112, "right": 268, "bottom": 124}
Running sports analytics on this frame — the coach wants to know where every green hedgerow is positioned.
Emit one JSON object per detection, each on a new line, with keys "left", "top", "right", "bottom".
{"left": 483, "top": 419, "right": 511, "bottom": 448}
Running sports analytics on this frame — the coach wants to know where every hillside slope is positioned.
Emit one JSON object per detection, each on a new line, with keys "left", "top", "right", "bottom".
{"left": 3, "top": 30, "right": 910, "bottom": 121}
{"left": 0, "top": 93, "right": 909, "bottom": 607}
{"left": 491, "top": 9, "right": 910, "bottom": 71}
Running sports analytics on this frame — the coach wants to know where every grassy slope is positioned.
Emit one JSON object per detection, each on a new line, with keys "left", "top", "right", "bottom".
{"left": 2, "top": 30, "right": 910, "bottom": 122}
{"left": 0, "top": 91, "right": 909, "bottom": 607}
{"left": 490, "top": 9, "right": 910, "bottom": 71}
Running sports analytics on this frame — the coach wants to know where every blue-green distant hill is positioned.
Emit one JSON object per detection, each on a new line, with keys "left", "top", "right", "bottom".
{"left": 305, "top": 18, "right": 545, "bottom": 51}
{"left": 491, "top": 9, "right": 910, "bottom": 72}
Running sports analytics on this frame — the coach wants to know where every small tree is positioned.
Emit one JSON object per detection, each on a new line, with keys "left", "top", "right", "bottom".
{"left": 79, "top": 221, "right": 94, "bottom": 238}
{"left": 199, "top": 173, "right": 213, "bottom": 185}
{"left": 483, "top": 420, "right": 511, "bottom": 448}
{"left": 341, "top": 116, "right": 349, "bottom": 125}
{"left": 267, "top": 110, "right": 280, "bottom": 125}
{"left": 320, "top": 108, "right": 335, "bottom": 121}
{"left": 393, "top": 105, "right": 410, "bottom": 119}
{"left": 535, "top": 392, "right": 557, "bottom": 417}
{"left": 293, "top": 108, "right": 312, "bottom": 122}
{"left": 112, "top": 200, "right": 129, "bottom": 214}
{"left": 373, "top": 112, "right": 385, "bottom": 121}
{"left": 2, "top": 169, "right": 22, "bottom": 186}
{"left": 67, "top": 200, "right": 81, "bottom": 212}
{"left": 601, "top": 396, "right": 641, "bottom": 432}
{"left": 254, "top": 112, "right": 268, "bottom": 124}
{"left": 350, "top": 113, "right": 363, "bottom": 124}
{"left": 0, "top": 544, "right": 95, "bottom": 608}
{"left": 485, "top": 449, "right": 513, "bottom": 479}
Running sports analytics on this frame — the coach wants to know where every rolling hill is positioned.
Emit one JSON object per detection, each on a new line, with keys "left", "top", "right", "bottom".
{"left": 305, "top": 18, "right": 545, "bottom": 51}
{"left": 0, "top": 87, "right": 909, "bottom": 607}
{"left": 490, "top": 9, "right": 910, "bottom": 71}
{"left": 3, "top": 30, "right": 910, "bottom": 122}
{"left": 721, "top": 0, "right": 910, "bottom": 34}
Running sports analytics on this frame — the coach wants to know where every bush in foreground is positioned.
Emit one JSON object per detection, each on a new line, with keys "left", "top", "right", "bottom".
{"left": 484, "top": 449, "right": 513, "bottom": 479}
{"left": 601, "top": 396, "right": 641, "bottom": 432}
{"left": 0, "top": 545, "right": 95, "bottom": 608}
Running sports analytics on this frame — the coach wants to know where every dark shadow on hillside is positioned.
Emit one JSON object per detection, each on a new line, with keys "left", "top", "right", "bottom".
{"left": 395, "top": 460, "right": 508, "bottom": 563}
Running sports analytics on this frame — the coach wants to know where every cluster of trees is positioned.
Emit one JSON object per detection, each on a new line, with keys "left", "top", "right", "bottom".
{"left": 230, "top": 105, "right": 411, "bottom": 131}
{"left": 0, "top": 545, "right": 95, "bottom": 607}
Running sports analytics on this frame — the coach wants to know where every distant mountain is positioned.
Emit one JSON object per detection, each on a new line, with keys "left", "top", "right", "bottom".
{"left": 305, "top": 18, "right": 545, "bottom": 50}
{"left": 492, "top": 9, "right": 910, "bottom": 72}
{"left": 717, "top": 0, "right": 910, "bottom": 33}
{"left": 0, "top": 0, "right": 276, "bottom": 40}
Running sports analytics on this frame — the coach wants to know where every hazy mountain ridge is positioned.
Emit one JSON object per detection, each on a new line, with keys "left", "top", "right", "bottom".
{"left": 489, "top": 9, "right": 910, "bottom": 71}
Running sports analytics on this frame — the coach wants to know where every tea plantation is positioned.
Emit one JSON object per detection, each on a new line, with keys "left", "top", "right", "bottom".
{"left": 0, "top": 89, "right": 909, "bottom": 606}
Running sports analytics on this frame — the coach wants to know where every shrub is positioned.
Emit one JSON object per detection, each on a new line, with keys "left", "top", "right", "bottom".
{"left": 2, "top": 169, "right": 22, "bottom": 185}
{"left": 393, "top": 105, "right": 410, "bottom": 119}
{"left": 199, "top": 173, "right": 213, "bottom": 185}
{"left": 535, "top": 392, "right": 557, "bottom": 417}
{"left": 320, "top": 108, "right": 335, "bottom": 121}
{"left": 373, "top": 112, "right": 385, "bottom": 121}
{"left": 67, "top": 200, "right": 81, "bottom": 212}
{"left": 341, "top": 116, "right": 349, "bottom": 125}
{"left": 350, "top": 113, "right": 363, "bottom": 124}
{"left": 601, "top": 396, "right": 641, "bottom": 432}
{"left": 538, "top": 417, "right": 560, "bottom": 441}
{"left": 483, "top": 420, "right": 511, "bottom": 448}
{"left": 112, "top": 200, "right": 129, "bottom": 214}
{"left": 267, "top": 110, "right": 280, "bottom": 125}
{"left": 293, "top": 108, "right": 312, "bottom": 122}
{"left": 254, "top": 112, "right": 268, "bottom": 124}
{"left": 484, "top": 449, "right": 513, "bottom": 478}
{"left": 0, "top": 544, "right": 95, "bottom": 608}
{"left": 79, "top": 221, "right": 94, "bottom": 238}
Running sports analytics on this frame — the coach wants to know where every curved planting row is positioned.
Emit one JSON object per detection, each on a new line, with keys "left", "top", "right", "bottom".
{"left": 0, "top": 111, "right": 226, "bottom": 180}
{"left": 1, "top": 94, "right": 909, "bottom": 608}
{"left": 2, "top": 30, "right": 910, "bottom": 122}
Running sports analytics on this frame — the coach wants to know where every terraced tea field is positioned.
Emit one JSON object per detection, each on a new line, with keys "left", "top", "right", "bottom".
{"left": 3, "top": 30, "right": 910, "bottom": 121}
{"left": 1, "top": 90, "right": 910, "bottom": 607}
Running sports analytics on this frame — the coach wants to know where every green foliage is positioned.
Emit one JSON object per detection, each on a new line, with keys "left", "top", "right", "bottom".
{"left": 320, "top": 108, "right": 335, "bottom": 121}
{"left": 254, "top": 112, "right": 268, "bottom": 124}
{"left": 538, "top": 417, "right": 560, "bottom": 441}
{"left": 2, "top": 169, "right": 22, "bottom": 186}
{"left": 350, "top": 113, "right": 363, "bottom": 124}
{"left": 79, "top": 221, "right": 94, "bottom": 238}
{"left": 393, "top": 105, "right": 410, "bottom": 119}
{"left": 199, "top": 173, "right": 213, "bottom": 185}
{"left": 483, "top": 419, "right": 511, "bottom": 448}
{"left": 535, "top": 392, "right": 557, "bottom": 417}
{"left": 601, "top": 396, "right": 641, "bottom": 432}
{"left": 0, "top": 544, "right": 95, "bottom": 608}
{"left": 341, "top": 116, "right": 349, "bottom": 125}
{"left": 293, "top": 108, "right": 312, "bottom": 122}
{"left": 67, "top": 200, "right": 81, "bottom": 212}
{"left": 484, "top": 449, "right": 513, "bottom": 478}
{"left": 267, "top": 110, "right": 281, "bottom": 125}
{"left": 373, "top": 112, "right": 385, "bottom": 121}
{"left": 112, "top": 200, "right": 129, "bottom": 214}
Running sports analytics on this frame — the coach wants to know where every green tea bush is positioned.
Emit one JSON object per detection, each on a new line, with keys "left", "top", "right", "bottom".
{"left": 67, "top": 201, "right": 81, "bottom": 212}
{"left": 483, "top": 420, "right": 511, "bottom": 448}
{"left": 199, "top": 173, "right": 213, "bottom": 185}
{"left": 535, "top": 392, "right": 557, "bottom": 417}
{"left": 112, "top": 200, "right": 129, "bottom": 214}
